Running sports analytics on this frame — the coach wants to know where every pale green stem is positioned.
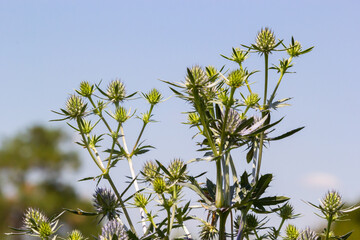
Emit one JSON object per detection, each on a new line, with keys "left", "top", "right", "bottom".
{"left": 106, "top": 122, "right": 121, "bottom": 169}
{"left": 131, "top": 104, "right": 154, "bottom": 155}
{"left": 325, "top": 214, "right": 333, "bottom": 240}
{"left": 105, "top": 173, "right": 137, "bottom": 235}
{"left": 255, "top": 53, "right": 269, "bottom": 182}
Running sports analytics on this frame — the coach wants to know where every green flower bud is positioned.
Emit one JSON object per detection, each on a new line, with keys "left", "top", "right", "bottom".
{"left": 142, "top": 161, "right": 159, "bottom": 180}
{"left": 114, "top": 106, "right": 129, "bottom": 123}
{"left": 321, "top": 191, "right": 342, "bottom": 215}
{"left": 185, "top": 66, "right": 207, "bottom": 90}
{"left": 284, "top": 224, "right": 299, "bottom": 240}
{"left": 255, "top": 28, "right": 277, "bottom": 54}
{"left": 133, "top": 193, "right": 149, "bottom": 209}
{"left": 206, "top": 65, "right": 218, "bottom": 80}
{"left": 38, "top": 221, "right": 53, "bottom": 238}
{"left": 152, "top": 177, "right": 167, "bottom": 194}
{"left": 217, "top": 89, "right": 229, "bottom": 105}
{"left": 67, "top": 230, "right": 85, "bottom": 240}
{"left": 232, "top": 48, "right": 248, "bottom": 64}
{"left": 287, "top": 40, "right": 302, "bottom": 58}
{"left": 245, "top": 213, "right": 259, "bottom": 230}
{"left": 199, "top": 222, "right": 218, "bottom": 240}
{"left": 141, "top": 111, "right": 151, "bottom": 124}
{"left": 244, "top": 93, "right": 260, "bottom": 107}
{"left": 143, "top": 88, "right": 162, "bottom": 105}
{"left": 94, "top": 100, "right": 106, "bottom": 115}
{"left": 226, "top": 69, "right": 246, "bottom": 88}
{"left": 187, "top": 112, "right": 200, "bottom": 125}
{"left": 66, "top": 95, "right": 87, "bottom": 119}
{"left": 279, "top": 203, "right": 296, "bottom": 220}
{"left": 167, "top": 159, "right": 187, "bottom": 181}
{"left": 79, "top": 119, "right": 95, "bottom": 134}
{"left": 107, "top": 80, "right": 126, "bottom": 103}
{"left": 77, "top": 81, "right": 94, "bottom": 97}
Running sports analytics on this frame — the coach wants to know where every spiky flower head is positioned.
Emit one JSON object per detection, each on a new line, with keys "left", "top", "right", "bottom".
{"left": 66, "top": 95, "right": 87, "bottom": 119}
{"left": 167, "top": 159, "right": 187, "bottom": 182}
{"left": 187, "top": 112, "right": 200, "bottom": 125}
{"left": 78, "top": 119, "right": 95, "bottom": 134}
{"left": 297, "top": 228, "right": 319, "bottom": 240}
{"left": 152, "top": 177, "right": 167, "bottom": 194}
{"left": 320, "top": 190, "right": 343, "bottom": 216}
{"left": 244, "top": 93, "right": 260, "bottom": 107}
{"left": 99, "top": 219, "right": 128, "bottom": 240}
{"left": 133, "top": 193, "right": 149, "bottom": 209}
{"left": 77, "top": 81, "right": 94, "bottom": 97}
{"left": 280, "top": 203, "right": 298, "bottom": 220}
{"left": 67, "top": 230, "right": 86, "bottom": 240}
{"left": 93, "top": 187, "right": 120, "bottom": 220}
{"left": 143, "top": 88, "right": 163, "bottom": 105}
{"left": 142, "top": 161, "right": 159, "bottom": 181}
{"left": 245, "top": 213, "right": 260, "bottom": 230}
{"left": 38, "top": 221, "right": 54, "bottom": 238}
{"left": 206, "top": 65, "right": 218, "bottom": 81}
{"left": 255, "top": 28, "right": 277, "bottom": 54}
{"left": 287, "top": 39, "right": 302, "bottom": 58}
{"left": 226, "top": 69, "right": 246, "bottom": 88}
{"left": 23, "top": 208, "right": 48, "bottom": 230}
{"left": 107, "top": 80, "right": 126, "bottom": 103}
{"left": 284, "top": 224, "right": 299, "bottom": 240}
{"left": 113, "top": 106, "right": 130, "bottom": 123}
{"left": 185, "top": 66, "right": 208, "bottom": 90}
{"left": 232, "top": 48, "right": 248, "bottom": 64}
{"left": 199, "top": 222, "right": 218, "bottom": 240}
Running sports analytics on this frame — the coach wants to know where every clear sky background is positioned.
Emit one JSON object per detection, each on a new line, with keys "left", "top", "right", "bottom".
{"left": 1, "top": 0, "right": 360, "bottom": 232}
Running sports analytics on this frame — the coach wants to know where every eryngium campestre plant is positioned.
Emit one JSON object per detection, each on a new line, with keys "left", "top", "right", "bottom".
{"left": 320, "top": 190, "right": 343, "bottom": 217}
{"left": 199, "top": 222, "right": 218, "bottom": 240}
{"left": 106, "top": 79, "right": 126, "bottom": 103}
{"left": 93, "top": 187, "right": 120, "bottom": 220}
{"left": 65, "top": 95, "right": 87, "bottom": 119}
{"left": 99, "top": 219, "right": 128, "bottom": 240}
{"left": 284, "top": 224, "right": 300, "bottom": 240}
{"left": 23, "top": 208, "right": 47, "bottom": 230}
{"left": 167, "top": 158, "right": 187, "bottom": 182}
{"left": 142, "top": 161, "right": 159, "bottom": 181}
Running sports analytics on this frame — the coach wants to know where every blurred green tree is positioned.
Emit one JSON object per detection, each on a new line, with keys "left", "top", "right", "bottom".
{"left": 331, "top": 202, "right": 360, "bottom": 239}
{"left": 0, "top": 125, "right": 100, "bottom": 239}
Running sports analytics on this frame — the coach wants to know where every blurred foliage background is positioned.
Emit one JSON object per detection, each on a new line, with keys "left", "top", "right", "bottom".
{"left": 0, "top": 125, "right": 100, "bottom": 239}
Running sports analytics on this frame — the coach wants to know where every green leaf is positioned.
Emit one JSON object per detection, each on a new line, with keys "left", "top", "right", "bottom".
{"left": 267, "top": 126, "right": 304, "bottom": 141}
{"left": 337, "top": 232, "right": 352, "bottom": 240}
{"left": 253, "top": 196, "right": 289, "bottom": 206}
{"left": 64, "top": 208, "right": 98, "bottom": 216}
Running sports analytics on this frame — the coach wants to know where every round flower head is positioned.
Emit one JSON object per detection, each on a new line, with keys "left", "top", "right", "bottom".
{"left": 167, "top": 159, "right": 187, "bottom": 182}
{"left": 93, "top": 187, "right": 120, "bottom": 220}
{"left": 185, "top": 66, "right": 208, "bottom": 91}
{"left": 133, "top": 192, "right": 149, "bottom": 209}
{"left": 23, "top": 208, "right": 47, "bottom": 230}
{"left": 99, "top": 219, "right": 128, "bottom": 240}
{"left": 284, "top": 224, "right": 299, "bottom": 240}
{"left": 142, "top": 88, "right": 163, "bottom": 105}
{"left": 255, "top": 27, "right": 277, "bottom": 54}
{"left": 245, "top": 213, "right": 260, "bottom": 230}
{"left": 199, "top": 222, "right": 218, "bottom": 240}
{"left": 67, "top": 230, "right": 85, "bottom": 240}
{"left": 107, "top": 80, "right": 126, "bottom": 103}
{"left": 142, "top": 161, "right": 159, "bottom": 181}
{"left": 152, "top": 177, "right": 167, "bottom": 194}
{"left": 66, "top": 95, "right": 87, "bottom": 119}
{"left": 226, "top": 69, "right": 246, "bottom": 88}
{"left": 77, "top": 81, "right": 94, "bottom": 97}
{"left": 320, "top": 190, "right": 342, "bottom": 215}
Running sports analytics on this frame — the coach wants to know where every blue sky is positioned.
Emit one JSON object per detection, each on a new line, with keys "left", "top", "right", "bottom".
{"left": 1, "top": 0, "right": 360, "bottom": 232}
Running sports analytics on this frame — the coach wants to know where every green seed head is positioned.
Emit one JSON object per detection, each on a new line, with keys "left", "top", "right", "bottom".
{"left": 143, "top": 88, "right": 162, "bottom": 105}
{"left": 142, "top": 161, "right": 159, "bottom": 181}
{"left": 321, "top": 190, "right": 342, "bottom": 215}
{"left": 199, "top": 222, "right": 218, "bottom": 240}
{"left": 66, "top": 95, "right": 87, "bottom": 119}
{"left": 245, "top": 213, "right": 259, "bottom": 230}
{"left": 185, "top": 66, "right": 207, "bottom": 90}
{"left": 79, "top": 119, "right": 94, "bottom": 134}
{"left": 152, "top": 177, "right": 167, "bottom": 194}
{"left": 227, "top": 69, "right": 246, "bottom": 88}
{"left": 255, "top": 28, "right": 277, "bottom": 54}
{"left": 114, "top": 106, "right": 129, "bottom": 123}
{"left": 67, "top": 230, "right": 85, "bottom": 240}
{"left": 206, "top": 65, "right": 218, "bottom": 80}
{"left": 280, "top": 204, "right": 296, "bottom": 220}
{"left": 187, "top": 112, "right": 200, "bottom": 125}
{"left": 133, "top": 193, "right": 149, "bottom": 209}
{"left": 284, "top": 224, "right": 299, "bottom": 240}
{"left": 77, "top": 81, "right": 94, "bottom": 97}
{"left": 23, "top": 208, "right": 47, "bottom": 230}
{"left": 232, "top": 48, "right": 248, "bottom": 64}
{"left": 168, "top": 159, "right": 187, "bottom": 181}
{"left": 287, "top": 40, "right": 302, "bottom": 57}
{"left": 107, "top": 80, "right": 126, "bottom": 103}
{"left": 244, "top": 93, "right": 260, "bottom": 107}
{"left": 38, "top": 221, "right": 53, "bottom": 238}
